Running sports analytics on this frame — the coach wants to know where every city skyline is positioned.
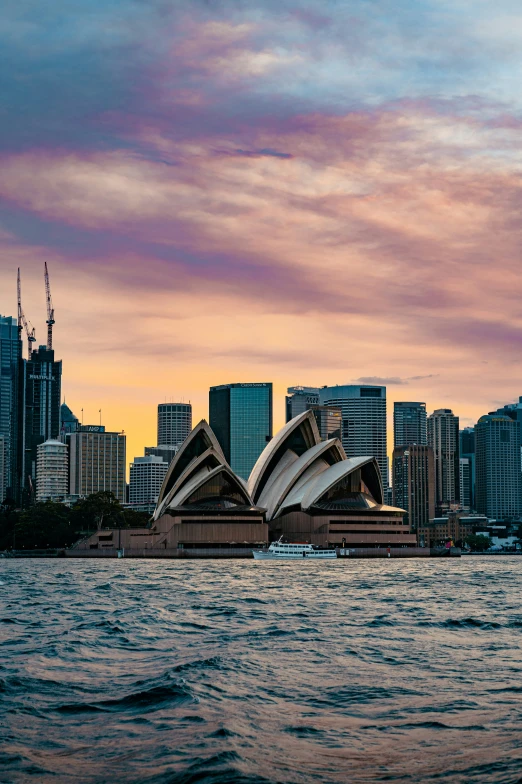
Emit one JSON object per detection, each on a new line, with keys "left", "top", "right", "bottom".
{"left": 2, "top": 284, "right": 522, "bottom": 474}
{"left": 2, "top": 2, "right": 522, "bottom": 472}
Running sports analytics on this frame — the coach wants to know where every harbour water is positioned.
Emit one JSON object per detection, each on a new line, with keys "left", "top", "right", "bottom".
{"left": 2, "top": 558, "right": 522, "bottom": 783}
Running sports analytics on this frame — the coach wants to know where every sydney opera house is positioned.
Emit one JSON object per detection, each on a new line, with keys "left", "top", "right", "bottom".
{"left": 74, "top": 411, "right": 416, "bottom": 554}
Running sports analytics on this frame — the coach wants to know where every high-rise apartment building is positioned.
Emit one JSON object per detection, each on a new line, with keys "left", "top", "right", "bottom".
{"left": 157, "top": 403, "right": 192, "bottom": 447}
{"left": 392, "top": 445, "right": 435, "bottom": 532}
{"left": 285, "top": 387, "right": 320, "bottom": 422}
{"left": 209, "top": 383, "right": 273, "bottom": 480}
{"left": 0, "top": 315, "right": 22, "bottom": 502}
{"left": 427, "top": 408, "right": 460, "bottom": 512}
{"left": 475, "top": 414, "right": 521, "bottom": 520}
{"left": 36, "top": 439, "right": 69, "bottom": 501}
{"left": 18, "top": 344, "right": 62, "bottom": 500}
{"left": 459, "top": 457, "right": 472, "bottom": 509}
{"left": 394, "top": 402, "right": 427, "bottom": 447}
{"left": 68, "top": 425, "right": 126, "bottom": 502}
{"left": 319, "top": 385, "right": 388, "bottom": 490}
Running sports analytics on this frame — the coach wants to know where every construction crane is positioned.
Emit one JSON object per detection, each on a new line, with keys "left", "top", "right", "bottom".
{"left": 44, "top": 262, "right": 55, "bottom": 351}
{"left": 17, "top": 268, "right": 36, "bottom": 361}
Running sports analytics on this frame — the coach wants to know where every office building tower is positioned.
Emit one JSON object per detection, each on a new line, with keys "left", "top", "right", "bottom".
{"left": 475, "top": 414, "right": 521, "bottom": 520}
{"left": 209, "top": 383, "right": 273, "bottom": 480}
{"left": 36, "top": 439, "right": 68, "bottom": 501}
{"left": 19, "top": 344, "right": 62, "bottom": 500}
{"left": 309, "top": 405, "right": 342, "bottom": 442}
{"left": 460, "top": 427, "right": 475, "bottom": 509}
{"left": 0, "top": 315, "right": 22, "bottom": 502}
{"left": 60, "top": 402, "right": 79, "bottom": 438}
{"left": 285, "top": 387, "right": 320, "bottom": 422}
{"left": 157, "top": 403, "right": 192, "bottom": 447}
{"left": 319, "top": 385, "right": 388, "bottom": 490}
{"left": 145, "top": 445, "right": 179, "bottom": 466}
{"left": 392, "top": 445, "right": 435, "bottom": 532}
{"left": 68, "top": 425, "right": 126, "bottom": 502}
{"left": 129, "top": 455, "right": 168, "bottom": 507}
{"left": 459, "top": 458, "right": 472, "bottom": 509}
{"left": 427, "top": 408, "right": 460, "bottom": 512}
{"left": 394, "top": 402, "right": 427, "bottom": 447}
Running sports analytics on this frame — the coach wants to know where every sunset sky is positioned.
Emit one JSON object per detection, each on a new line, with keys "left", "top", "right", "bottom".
{"left": 2, "top": 0, "right": 522, "bottom": 465}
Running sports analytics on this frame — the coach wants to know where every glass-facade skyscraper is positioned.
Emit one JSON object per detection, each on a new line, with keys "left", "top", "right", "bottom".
{"left": 209, "top": 383, "right": 273, "bottom": 480}
{"left": 18, "top": 344, "right": 62, "bottom": 502}
{"left": 319, "top": 385, "right": 388, "bottom": 491}
{"left": 475, "top": 414, "right": 521, "bottom": 520}
{"left": 0, "top": 315, "right": 22, "bottom": 502}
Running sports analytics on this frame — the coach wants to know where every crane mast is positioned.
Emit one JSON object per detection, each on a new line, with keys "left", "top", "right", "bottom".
{"left": 17, "top": 268, "right": 36, "bottom": 361}
{"left": 44, "top": 262, "right": 55, "bottom": 351}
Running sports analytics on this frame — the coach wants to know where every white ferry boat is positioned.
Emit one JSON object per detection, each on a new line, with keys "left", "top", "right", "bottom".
{"left": 252, "top": 538, "right": 337, "bottom": 560}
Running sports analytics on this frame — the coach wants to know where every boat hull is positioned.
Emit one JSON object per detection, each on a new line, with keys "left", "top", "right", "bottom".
{"left": 252, "top": 550, "right": 337, "bottom": 560}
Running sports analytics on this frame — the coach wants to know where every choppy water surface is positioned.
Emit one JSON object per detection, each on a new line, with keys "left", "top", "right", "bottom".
{"left": 2, "top": 558, "right": 522, "bottom": 783}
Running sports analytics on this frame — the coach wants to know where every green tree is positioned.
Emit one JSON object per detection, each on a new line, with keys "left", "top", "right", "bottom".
{"left": 15, "top": 502, "right": 79, "bottom": 549}
{"left": 465, "top": 533, "right": 492, "bottom": 552}
{"left": 0, "top": 505, "right": 19, "bottom": 550}
{"left": 72, "top": 491, "right": 125, "bottom": 531}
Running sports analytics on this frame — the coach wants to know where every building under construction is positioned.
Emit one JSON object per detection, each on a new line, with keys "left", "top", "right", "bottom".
{"left": 12, "top": 266, "right": 62, "bottom": 504}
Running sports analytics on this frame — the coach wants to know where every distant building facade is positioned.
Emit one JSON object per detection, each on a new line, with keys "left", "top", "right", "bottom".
{"left": 419, "top": 512, "right": 489, "bottom": 548}
{"left": 459, "top": 457, "right": 472, "bottom": 509}
{"left": 394, "top": 402, "right": 427, "bottom": 447}
{"left": 475, "top": 414, "right": 521, "bottom": 520}
{"left": 460, "top": 427, "right": 475, "bottom": 509}
{"left": 392, "top": 445, "right": 435, "bottom": 533}
{"left": 427, "top": 408, "right": 460, "bottom": 513}
{"left": 129, "top": 455, "right": 168, "bottom": 506}
{"left": 285, "top": 387, "right": 320, "bottom": 421}
{"left": 319, "top": 385, "right": 388, "bottom": 491}
{"left": 36, "top": 439, "right": 69, "bottom": 501}
{"left": 209, "top": 383, "right": 273, "bottom": 480}
{"left": 310, "top": 405, "right": 342, "bottom": 442}
{"left": 0, "top": 315, "right": 22, "bottom": 502}
{"left": 68, "top": 425, "right": 126, "bottom": 502}
{"left": 157, "top": 403, "right": 192, "bottom": 447}
{"left": 144, "top": 445, "right": 179, "bottom": 465}
{"left": 60, "top": 402, "right": 79, "bottom": 438}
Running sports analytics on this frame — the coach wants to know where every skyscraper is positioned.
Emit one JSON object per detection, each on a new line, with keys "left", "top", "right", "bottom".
{"left": 209, "top": 383, "right": 273, "bottom": 480}
{"left": 18, "top": 344, "right": 62, "bottom": 502}
{"left": 460, "top": 426, "right": 475, "bottom": 509}
{"left": 285, "top": 387, "right": 320, "bottom": 421}
{"left": 157, "top": 403, "right": 192, "bottom": 447}
{"left": 392, "top": 445, "right": 435, "bottom": 532}
{"left": 36, "top": 439, "right": 69, "bottom": 501}
{"left": 459, "top": 457, "right": 472, "bottom": 509}
{"left": 129, "top": 455, "right": 168, "bottom": 508}
{"left": 68, "top": 425, "right": 126, "bottom": 502}
{"left": 0, "top": 315, "right": 22, "bottom": 502}
{"left": 427, "top": 409, "right": 460, "bottom": 512}
{"left": 60, "top": 402, "right": 79, "bottom": 438}
{"left": 319, "top": 385, "right": 388, "bottom": 490}
{"left": 394, "top": 402, "right": 427, "bottom": 447}
{"left": 475, "top": 414, "right": 521, "bottom": 520}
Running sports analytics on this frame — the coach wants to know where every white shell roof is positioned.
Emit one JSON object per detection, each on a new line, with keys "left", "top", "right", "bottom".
{"left": 167, "top": 463, "right": 251, "bottom": 509}
{"left": 278, "top": 456, "right": 380, "bottom": 515}
{"left": 153, "top": 446, "right": 225, "bottom": 520}
{"left": 261, "top": 438, "right": 346, "bottom": 520}
{"left": 156, "top": 420, "right": 224, "bottom": 508}
{"left": 247, "top": 410, "right": 320, "bottom": 501}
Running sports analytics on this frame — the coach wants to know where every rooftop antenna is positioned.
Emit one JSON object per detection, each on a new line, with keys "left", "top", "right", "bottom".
{"left": 44, "top": 262, "right": 55, "bottom": 351}
{"left": 17, "top": 268, "right": 36, "bottom": 361}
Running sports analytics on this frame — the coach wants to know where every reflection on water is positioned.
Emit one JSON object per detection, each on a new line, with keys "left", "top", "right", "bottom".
{"left": 2, "top": 558, "right": 522, "bottom": 783}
